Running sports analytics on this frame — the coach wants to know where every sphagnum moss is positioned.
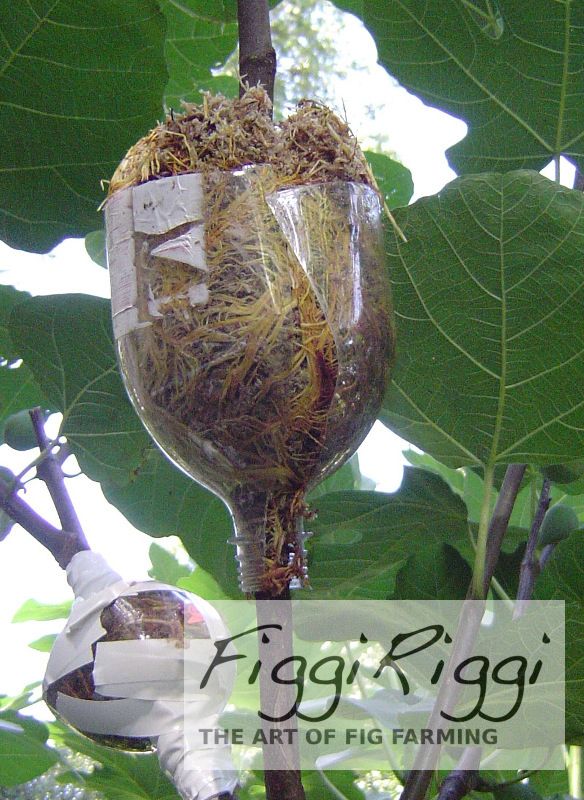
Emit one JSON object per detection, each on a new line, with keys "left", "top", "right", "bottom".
{"left": 107, "top": 88, "right": 393, "bottom": 593}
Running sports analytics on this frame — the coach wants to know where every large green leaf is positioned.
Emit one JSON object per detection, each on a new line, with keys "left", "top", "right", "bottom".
{"left": 148, "top": 542, "right": 192, "bottom": 585}
{"left": 0, "top": 285, "right": 28, "bottom": 362}
{"left": 27, "top": 634, "right": 57, "bottom": 653}
{"left": 534, "top": 535, "right": 584, "bottom": 742}
{"left": 0, "top": 285, "right": 42, "bottom": 437}
{"left": 50, "top": 719, "right": 180, "bottom": 798}
{"left": 60, "top": 762, "right": 179, "bottom": 800}
{"left": 383, "top": 171, "right": 584, "bottom": 469}
{"left": 178, "top": 565, "right": 231, "bottom": 600}
{"left": 8, "top": 294, "right": 150, "bottom": 484}
{"left": 338, "top": 0, "right": 584, "bottom": 173}
{"left": 406, "top": 452, "right": 584, "bottom": 545}
{"left": 405, "top": 450, "right": 483, "bottom": 518}
{"left": 159, "top": 0, "right": 238, "bottom": 108}
{"left": 305, "top": 467, "right": 470, "bottom": 598}
{"left": 104, "top": 449, "right": 239, "bottom": 596}
{"left": 0, "top": 712, "right": 59, "bottom": 786}
{"left": 0, "top": 370, "right": 42, "bottom": 438}
{"left": 392, "top": 542, "right": 472, "bottom": 599}
{"left": 84, "top": 230, "right": 107, "bottom": 268}
{"left": 529, "top": 770, "right": 570, "bottom": 799}
{"left": 0, "top": 1, "right": 168, "bottom": 252}
{"left": 365, "top": 150, "right": 413, "bottom": 210}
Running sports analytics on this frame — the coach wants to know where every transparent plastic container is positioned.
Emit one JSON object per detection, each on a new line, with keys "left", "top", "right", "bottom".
{"left": 106, "top": 166, "right": 394, "bottom": 592}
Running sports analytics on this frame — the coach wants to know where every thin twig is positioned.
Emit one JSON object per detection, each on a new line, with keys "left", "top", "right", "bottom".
{"left": 435, "top": 472, "right": 549, "bottom": 800}
{"left": 400, "top": 464, "right": 527, "bottom": 800}
{"left": 0, "top": 409, "right": 89, "bottom": 567}
{"left": 437, "top": 753, "right": 537, "bottom": 800}
{"left": 539, "top": 542, "right": 556, "bottom": 571}
{"left": 29, "top": 408, "right": 89, "bottom": 550}
{"left": 398, "top": 601, "right": 486, "bottom": 800}
{"left": 514, "top": 478, "right": 551, "bottom": 618}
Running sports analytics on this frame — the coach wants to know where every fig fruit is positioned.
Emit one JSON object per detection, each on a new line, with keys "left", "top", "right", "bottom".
{"left": 538, "top": 503, "right": 579, "bottom": 547}
{"left": 3, "top": 409, "right": 37, "bottom": 451}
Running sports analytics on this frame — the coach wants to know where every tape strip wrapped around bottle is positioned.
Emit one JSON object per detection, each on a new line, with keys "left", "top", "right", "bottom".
{"left": 43, "top": 551, "right": 238, "bottom": 800}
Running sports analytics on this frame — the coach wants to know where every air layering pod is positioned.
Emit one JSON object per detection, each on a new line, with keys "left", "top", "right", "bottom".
{"left": 43, "top": 551, "right": 237, "bottom": 800}
{"left": 105, "top": 89, "right": 394, "bottom": 593}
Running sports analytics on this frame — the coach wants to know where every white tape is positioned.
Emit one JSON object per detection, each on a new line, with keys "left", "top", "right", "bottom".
{"left": 106, "top": 174, "right": 210, "bottom": 340}
{"left": 105, "top": 188, "right": 142, "bottom": 341}
{"left": 93, "top": 639, "right": 222, "bottom": 701}
{"left": 94, "top": 639, "right": 183, "bottom": 690}
{"left": 45, "top": 555, "right": 130, "bottom": 687}
{"left": 55, "top": 693, "right": 164, "bottom": 737}
{"left": 118, "top": 579, "right": 191, "bottom": 595}
{"left": 43, "top": 610, "right": 103, "bottom": 688}
{"left": 133, "top": 174, "right": 204, "bottom": 234}
{"left": 158, "top": 714, "right": 238, "bottom": 800}
{"left": 66, "top": 551, "right": 123, "bottom": 599}
{"left": 151, "top": 226, "right": 207, "bottom": 271}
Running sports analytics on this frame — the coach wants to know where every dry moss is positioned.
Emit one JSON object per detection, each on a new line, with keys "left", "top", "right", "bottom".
{"left": 108, "top": 87, "right": 372, "bottom": 195}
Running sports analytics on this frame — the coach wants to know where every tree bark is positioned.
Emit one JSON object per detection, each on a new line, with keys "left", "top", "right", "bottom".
{"left": 237, "top": 0, "right": 276, "bottom": 103}
{"left": 254, "top": 588, "right": 305, "bottom": 800}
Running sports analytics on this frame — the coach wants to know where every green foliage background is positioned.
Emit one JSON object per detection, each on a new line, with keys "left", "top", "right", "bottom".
{"left": 1, "top": 1, "right": 583, "bottom": 798}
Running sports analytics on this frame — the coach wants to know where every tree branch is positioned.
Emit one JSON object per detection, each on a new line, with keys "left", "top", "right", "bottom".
{"left": 514, "top": 477, "right": 551, "bottom": 618}
{"left": 237, "top": 0, "right": 276, "bottom": 103}
{"left": 0, "top": 409, "right": 89, "bottom": 567}
{"left": 482, "top": 464, "right": 527, "bottom": 595}
{"left": 400, "top": 464, "right": 527, "bottom": 800}
{"left": 437, "top": 748, "right": 481, "bottom": 800}
{"left": 254, "top": 588, "right": 305, "bottom": 800}
{"left": 29, "top": 408, "right": 88, "bottom": 550}
{"left": 0, "top": 479, "right": 80, "bottom": 568}
{"left": 235, "top": 4, "right": 302, "bottom": 796}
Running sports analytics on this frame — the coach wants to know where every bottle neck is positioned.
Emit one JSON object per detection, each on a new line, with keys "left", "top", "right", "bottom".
{"left": 228, "top": 487, "right": 308, "bottom": 595}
